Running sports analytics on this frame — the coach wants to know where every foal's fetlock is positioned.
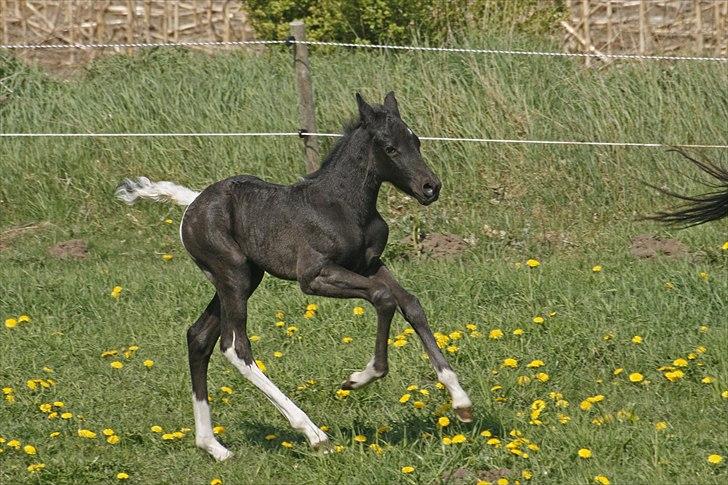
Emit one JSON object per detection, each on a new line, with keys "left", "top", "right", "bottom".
{"left": 196, "top": 437, "right": 233, "bottom": 461}
{"left": 341, "top": 364, "right": 386, "bottom": 390}
{"left": 454, "top": 406, "right": 474, "bottom": 423}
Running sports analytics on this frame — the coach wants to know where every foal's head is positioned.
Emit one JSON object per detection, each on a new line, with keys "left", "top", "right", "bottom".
{"left": 357, "top": 92, "right": 441, "bottom": 205}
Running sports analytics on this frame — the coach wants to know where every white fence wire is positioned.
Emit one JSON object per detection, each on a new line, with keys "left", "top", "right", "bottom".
{"left": 1, "top": 38, "right": 727, "bottom": 62}
{"left": 1, "top": 37, "right": 726, "bottom": 149}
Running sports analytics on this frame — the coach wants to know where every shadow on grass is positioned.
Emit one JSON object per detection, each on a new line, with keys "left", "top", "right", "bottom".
{"left": 231, "top": 409, "right": 505, "bottom": 457}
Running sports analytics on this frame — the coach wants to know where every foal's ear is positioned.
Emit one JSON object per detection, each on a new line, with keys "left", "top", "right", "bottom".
{"left": 356, "top": 92, "right": 375, "bottom": 126}
{"left": 383, "top": 91, "right": 400, "bottom": 117}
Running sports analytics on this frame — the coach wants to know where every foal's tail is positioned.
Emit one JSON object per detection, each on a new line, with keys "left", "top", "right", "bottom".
{"left": 115, "top": 176, "right": 200, "bottom": 206}
{"left": 645, "top": 149, "right": 728, "bottom": 227}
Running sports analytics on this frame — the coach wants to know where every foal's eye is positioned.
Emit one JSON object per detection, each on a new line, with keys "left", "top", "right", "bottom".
{"left": 384, "top": 145, "right": 396, "bottom": 155}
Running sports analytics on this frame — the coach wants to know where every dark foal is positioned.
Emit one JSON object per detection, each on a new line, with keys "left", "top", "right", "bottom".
{"left": 116, "top": 92, "right": 473, "bottom": 461}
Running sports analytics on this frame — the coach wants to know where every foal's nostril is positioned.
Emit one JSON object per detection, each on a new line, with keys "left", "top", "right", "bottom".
{"left": 423, "top": 183, "right": 435, "bottom": 198}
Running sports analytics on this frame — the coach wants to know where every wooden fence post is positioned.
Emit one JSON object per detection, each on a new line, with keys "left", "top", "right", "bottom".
{"left": 290, "top": 20, "right": 320, "bottom": 174}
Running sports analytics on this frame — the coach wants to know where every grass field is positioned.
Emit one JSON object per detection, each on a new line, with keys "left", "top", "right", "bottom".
{"left": 1, "top": 36, "right": 727, "bottom": 484}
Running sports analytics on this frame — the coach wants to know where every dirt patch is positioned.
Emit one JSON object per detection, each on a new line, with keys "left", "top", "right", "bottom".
{"left": 399, "top": 232, "right": 473, "bottom": 259}
{"left": 441, "top": 467, "right": 511, "bottom": 484}
{"left": 0, "top": 222, "right": 51, "bottom": 251}
{"left": 629, "top": 234, "right": 689, "bottom": 259}
{"left": 48, "top": 239, "right": 89, "bottom": 260}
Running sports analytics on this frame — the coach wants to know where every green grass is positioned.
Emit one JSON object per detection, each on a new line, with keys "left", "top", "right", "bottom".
{"left": 1, "top": 36, "right": 727, "bottom": 484}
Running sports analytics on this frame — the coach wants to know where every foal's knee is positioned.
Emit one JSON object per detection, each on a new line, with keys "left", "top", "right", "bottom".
{"left": 371, "top": 286, "right": 396, "bottom": 312}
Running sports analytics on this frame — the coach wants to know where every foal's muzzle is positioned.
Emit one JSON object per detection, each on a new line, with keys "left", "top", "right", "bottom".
{"left": 417, "top": 178, "right": 441, "bottom": 205}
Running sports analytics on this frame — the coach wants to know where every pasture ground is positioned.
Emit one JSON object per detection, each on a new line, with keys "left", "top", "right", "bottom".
{"left": 1, "top": 37, "right": 727, "bottom": 484}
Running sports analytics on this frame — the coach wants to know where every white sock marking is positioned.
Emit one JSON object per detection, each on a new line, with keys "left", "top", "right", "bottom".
{"left": 347, "top": 358, "right": 384, "bottom": 388}
{"left": 437, "top": 368, "right": 472, "bottom": 410}
{"left": 192, "top": 396, "right": 232, "bottom": 461}
{"left": 223, "top": 346, "right": 328, "bottom": 447}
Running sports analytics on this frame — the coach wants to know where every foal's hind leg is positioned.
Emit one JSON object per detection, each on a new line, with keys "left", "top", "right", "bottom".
{"left": 215, "top": 259, "right": 329, "bottom": 450}
{"left": 187, "top": 295, "right": 232, "bottom": 461}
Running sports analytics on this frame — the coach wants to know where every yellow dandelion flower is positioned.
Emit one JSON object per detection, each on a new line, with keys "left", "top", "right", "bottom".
{"left": 336, "top": 389, "right": 350, "bottom": 399}
{"left": 401, "top": 466, "right": 415, "bottom": 474}
{"left": 654, "top": 421, "right": 667, "bottom": 430}
{"left": 334, "top": 444, "right": 345, "bottom": 452}
{"left": 594, "top": 476, "right": 610, "bottom": 485}
{"left": 23, "top": 444, "right": 37, "bottom": 455}
{"left": 255, "top": 360, "right": 267, "bottom": 373}
{"left": 664, "top": 370, "right": 685, "bottom": 382}
{"left": 721, "top": 390, "right": 728, "bottom": 399}
{"left": 578, "top": 448, "right": 592, "bottom": 459}
{"left": 532, "top": 316, "right": 545, "bottom": 324}
{"left": 466, "top": 323, "right": 477, "bottom": 331}
{"left": 264, "top": 434, "right": 278, "bottom": 441}
{"left": 273, "top": 351, "right": 284, "bottom": 358}
{"left": 673, "top": 358, "right": 688, "bottom": 367}
{"left": 513, "top": 328, "right": 524, "bottom": 336}
{"left": 451, "top": 434, "right": 466, "bottom": 444}
{"left": 17, "top": 314, "right": 29, "bottom": 323}
{"left": 77, "top": 429, "right": 97, "bottom": 439}
{"left": 722, "top": 241, "right": 728, "bottom": 250}
{"left": 480, "top": 430, "right": 492, "bottom": 438}
{"left": 150, "top": 425, "right": 163, "bottom": 433}
{"left": 164, "top": 218, "right": 173, "bottom": 224}
{"left": 579, "top": 400, "right": 593, "bottom": 411}
{"left": 413, "top": 401, "right": 425, "bottom": 409}
{"left": 701, "top": 376, "right": 715, "bottom": 384}
{"left": 438, "top": 416, "right": 450, "bottom": 427}
{"left": 522, "top": 470, "right": 534, "bottom": 480}
{"left": 497, "top": 479, "right": 509, "bottom": 485}
{"left": 110, "top": 361, "right": 123, "bottom": 369}
{"left": 516, "top": 375, "right": 531, "bottom": 385}
{"left": 286, "top": 325, "right": 298, "bottom": 336}
{"left": 161, "top": 253, "right": 173, "bottom": 261}
{"left": 526, "top": 359, "right": 544, "bottom": 368}
{"left": 613, "top": 367, "right": 624, "bottom": 376}
{"left": 699, "top": 271, "right": 709, "bottom": 281}
{"left": 486, "top": 437, "right": 501, "bottom": 447}
{"left": 213, "top": 426, "right": 225, "bottom": 435}
{"left": 488, "top": 328, "right": 504, "bottom": 340}
{"left": 526, "top": 259, "right": 540, "bottom": 268}
{"left": 629, "top": 372, "right": 644, "bottom": 383}
{"left": 50, "top": 431, "right": 60, "bottom": 438}
{"left": 368, "top": 443, "right": 383, "bottom": 455}
{"left": 446, "top": 345, "right": 459, "bottom": 354}
{"left": 27, "top": 463, "right": 45, "bottom": 473}
{"left": 353, "top": 306, "right": 365, "bottom": 316}
{"left": 399, "top": 393, "right": 411, "bottom": 404}
{"left": 502, "top": 358, "right": 518, "bottom": 368}
{"left": 442, "top": 436, "right": 452, "bottom": 445}
{"left": 61, "top": 412, "right": 73, "bottom": 419}
{"left": 558, "top": 414, "right": 571, "bottom": 424}
{"left": 353, "top": 435, "right": 367, "bottom": 443}
{"left": 220, "top": 386, "right": 233, "bottom": 394}
{"left": 306, "top": 303, "right": 318, "bottom": 312}
{"left": 111, "top": 286, "right": 123, "bottom": 299}
{"left": 393, "top": 338, "right": 407, "bottom": 348}
{"left": 103, "top": 428, "right": 115, "bottom": 436}
{"left": 631, "top": 335, "right": 643, "bottom": 344}
{"left": 341, "top": 336, "right": 353, "bottom": 344}
{"left": 534, "top": 372, "right": 549, "bottom": 382}
{"left": 4, "top": 318, "right": 18, "bottom": 329}
{"left": 303, "top": 310, "right": 316, "bottom": 319}
{"left": 707, "top": 454, "right": 723, "bottom": 465}
{"left": 107, "top": 435, "right": 120, "bottom": 444}
{"left": 449, "top": 331, "right": 463, "bottom": 340}
{"left": 39, "top": 403, "right": 52, "bottom": 413}
{"left": 117, "top": 472, "right": 129, "bottom": 480}
{"left": 435, "top": 382, "right": 445, "bottom": 390}
{"left": 210, "top": 479, "right": 223, "bottom": 485}
{"left": 592, "top": 265, "right": 603, "bottom": 272}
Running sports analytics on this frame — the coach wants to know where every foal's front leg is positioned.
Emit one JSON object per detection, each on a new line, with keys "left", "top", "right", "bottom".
{"left": 299, "top": 262, "right": 396, "bottom": 390}
{"left": 372, "top": 265, "right": 474, "bottom": 422}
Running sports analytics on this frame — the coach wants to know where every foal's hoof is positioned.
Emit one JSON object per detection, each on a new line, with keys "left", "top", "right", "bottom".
{"left": 454, "top": 406, "right": 474, "bottom": 423}
{"left": 340, "top": 380, "right": 357, "bottom": 390}
{"left": 312, "top": 439, "right": 333, "bottom": 454}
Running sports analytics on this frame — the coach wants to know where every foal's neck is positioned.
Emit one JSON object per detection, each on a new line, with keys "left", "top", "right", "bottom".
{"left": 312, "top": 128, "right": 381, "bottom": 221}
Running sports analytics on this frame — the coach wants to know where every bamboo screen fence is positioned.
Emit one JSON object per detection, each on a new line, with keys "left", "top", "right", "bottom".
{"left": 0, "top": 1, "right": 254, "bottom": 68}
{"left": 564, "top": 0, "right": 728, "bottom": 59}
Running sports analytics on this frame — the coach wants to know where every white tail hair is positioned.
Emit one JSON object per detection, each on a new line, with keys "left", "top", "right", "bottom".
{"left": 115, "top": 176, "right": 200, "bottom": 206}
